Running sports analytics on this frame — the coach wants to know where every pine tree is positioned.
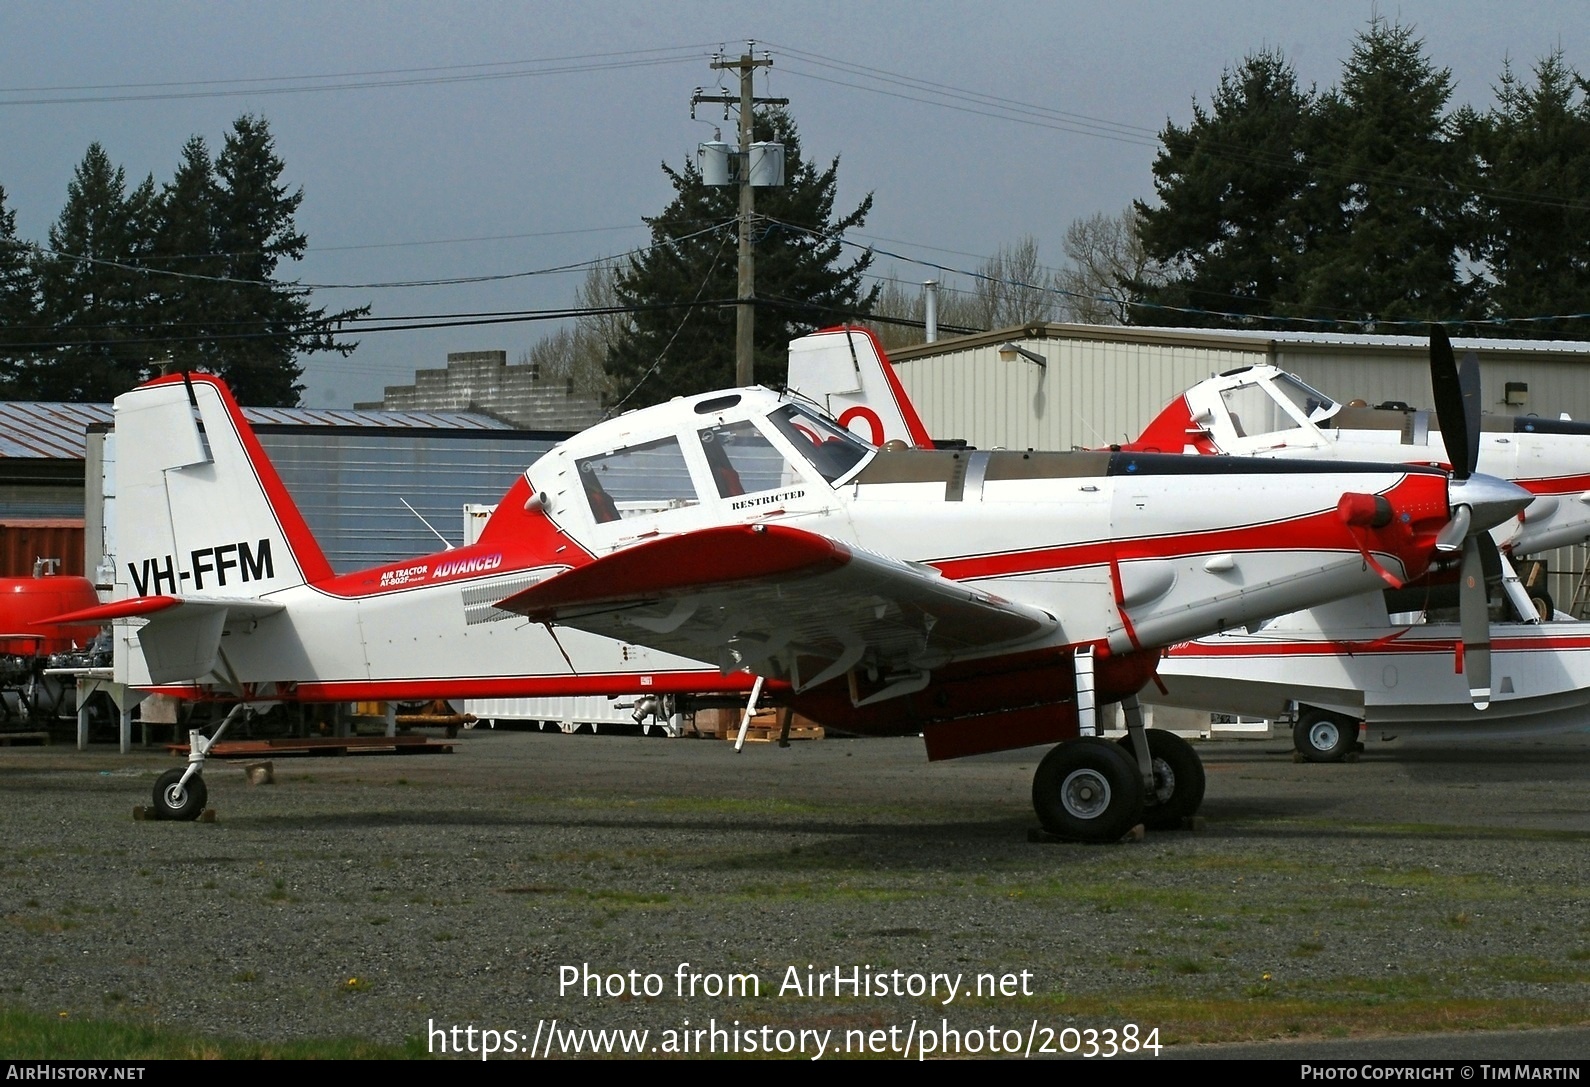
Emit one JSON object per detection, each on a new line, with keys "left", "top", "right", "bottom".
{"left": 148, "top": 135, "right": 226, "bottom": 374}
{"left": 1296, "top": 19, "right": 1477, "bottom": 327}
{"left": 32, "top": 144, "right": 158, "bottom": 400}
{"left": 210, "top": 115, "right": 365, "bottom": 406}
{"left": 1470, "top": 52, "right": 1590, "bottom": 335}
{"left": 1132, "top": 49, "right": 1318, "bottom": 326}
{"left": 607, "top": 108, "right": 876, "bottom": 406}
{"left": 0, "top": 185, "right": 39, "bottom": 397}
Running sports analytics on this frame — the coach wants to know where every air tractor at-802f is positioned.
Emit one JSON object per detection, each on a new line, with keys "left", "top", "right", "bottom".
{"left": 52, "top": 351, "right": 1526, "bottom": 840}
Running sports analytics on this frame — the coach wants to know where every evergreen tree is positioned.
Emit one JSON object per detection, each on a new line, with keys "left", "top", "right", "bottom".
{"left": 1132, "top": 49, "right": 1319, "bottom": 326}
{"left": 148, "top": 135, "right": 226, "bottom": 374}
{"left": 210, "top": 115, "right": 365, "bottom": 406}
{"left": 0, "top": 185, "right": 39, "bottom": 397}
{"left": 607, "top": 108, "right": 876, "bottom": 406}
{"left": 1470, "top": 52, "right": 1590, "bottom": 335}
{"left": 1296, "top": 19, "right": 1476, "bottom": 327}
{"left": 32, "top": 144, "right": 158, "bottom": 400}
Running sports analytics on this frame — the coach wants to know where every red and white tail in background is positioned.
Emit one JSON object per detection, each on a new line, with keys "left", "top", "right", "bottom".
{"left": 786, "top": 327, "right": 935, "bottom": 448}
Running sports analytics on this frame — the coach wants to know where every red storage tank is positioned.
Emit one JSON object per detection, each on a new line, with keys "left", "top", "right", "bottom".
{"left": 0, "top": 567, "right": 100, "bottom": 655}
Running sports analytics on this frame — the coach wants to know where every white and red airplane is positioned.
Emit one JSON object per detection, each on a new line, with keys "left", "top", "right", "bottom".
{"left": 1107, "top": 330, "right": 1590, "bottom": 754}
{"left": 1154, "top": 588, "right": 1590, "bottom": 761}
{"left": 1121, "top": 342, "right": 1590, "bottom": 562}
{"left": 52, "top": 348, "right": 1527, "bottom": 839}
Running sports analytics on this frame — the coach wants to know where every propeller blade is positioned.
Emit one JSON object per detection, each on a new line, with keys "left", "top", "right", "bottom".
{"left": 1434, "top": 503, "right": 1471, "bottom": 553}
{"left": 1429, "top": 325, "right": 1475, "bottom": 480}
{"left": 1459, "top": 348, "right": 1482, "bottom": 480}
{"left": 1459, "top": 536, "right": 1492, "bottom": 710}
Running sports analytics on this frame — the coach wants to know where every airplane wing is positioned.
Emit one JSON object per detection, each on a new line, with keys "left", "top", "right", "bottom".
{"left": 495, "top": 524, "right": 1058, "bottom": 694}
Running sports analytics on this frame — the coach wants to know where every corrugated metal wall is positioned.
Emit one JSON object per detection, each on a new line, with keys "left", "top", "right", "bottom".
{"left": 895, "top": 336, "right": 1269, "bottom": 450}
{"left": 0, "top": 521, "right": 84, "bottom": 577}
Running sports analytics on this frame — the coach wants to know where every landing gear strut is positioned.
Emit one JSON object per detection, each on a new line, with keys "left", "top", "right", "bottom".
{"left": 150, "top": 704, "right": 249, "bottom": 820}
{"left": 1117, "top": 728, "right": 1205, "bottom": 829}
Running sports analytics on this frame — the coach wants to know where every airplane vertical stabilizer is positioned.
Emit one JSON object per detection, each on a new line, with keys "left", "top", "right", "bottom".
{"left": 786, "top": 327, "right": 934, "bottom": 448}
{"left": 115, "top": 375, "right": 332, "bottom": 605}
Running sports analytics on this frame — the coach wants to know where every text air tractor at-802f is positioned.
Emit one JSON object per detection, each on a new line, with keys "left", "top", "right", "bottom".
{"left": 57, "top": 352, "right": 1527, "bottom": 840}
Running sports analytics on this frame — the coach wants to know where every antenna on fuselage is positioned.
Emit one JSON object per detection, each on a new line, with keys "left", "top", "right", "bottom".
{"left": 399, "top": 498, "right": 455, "bottom": 551}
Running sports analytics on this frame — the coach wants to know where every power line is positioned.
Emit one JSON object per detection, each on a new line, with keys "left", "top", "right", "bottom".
{"left": 0, "top": 46, "right": 718, "bottom": 106}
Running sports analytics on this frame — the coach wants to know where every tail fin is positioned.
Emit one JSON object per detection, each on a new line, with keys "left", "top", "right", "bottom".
{"left": 786, "top": 327, "right": 935, "bottom": 448}
{"left": 115, "top": 374, "right": 331, "bottom": 603}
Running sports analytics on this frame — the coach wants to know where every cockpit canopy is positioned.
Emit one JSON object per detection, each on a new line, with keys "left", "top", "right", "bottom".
{"left": 542, "top": 388, "right": 875, "bottom": 529}
{"left": 1217, "top": 370, "right": 1339, "bottom": 437}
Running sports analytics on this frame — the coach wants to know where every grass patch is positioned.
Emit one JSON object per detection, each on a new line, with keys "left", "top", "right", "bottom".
{"left": 730, "top": 881, "right": 914, "bottom": 905}
{"left": 6, "top": 914, "right": 77, "bottom": 935}
{"left": 0, "top": 1006, "right": 417, "bottom": 1059}
{"left": 1017, "top": 992, "right": 1590, "bottom": 1046}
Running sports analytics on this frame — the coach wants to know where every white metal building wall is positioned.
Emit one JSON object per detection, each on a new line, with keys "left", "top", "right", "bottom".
{"left": 894, "top": 336, "right": 1269, "bottom": 451}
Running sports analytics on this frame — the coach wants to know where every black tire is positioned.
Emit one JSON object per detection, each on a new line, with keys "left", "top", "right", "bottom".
{"left": 1032, "top": 738, "right": 1145, "bottom": 843}
{"left": 1117, "top": 730, "right": 1206, "bottom": 829}
{"left": 1293, "top": 709, "right": 1358, "bottom": 763}
{"left": 153, "top": 768, "right": 207, "bottom": 821}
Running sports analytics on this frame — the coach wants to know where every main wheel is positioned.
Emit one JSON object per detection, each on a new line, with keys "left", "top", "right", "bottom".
{"left": 1032, "top": 738, "right": 1145, "bottom": 843}
{"left": 1293, "top": 709, "right": 1358, "bottom": 763}
{"left": 152, "top": 768, "right": 207, "bottom": 821}
{"left": 1117, "top": 730, "right": 1206, "bottom": 829}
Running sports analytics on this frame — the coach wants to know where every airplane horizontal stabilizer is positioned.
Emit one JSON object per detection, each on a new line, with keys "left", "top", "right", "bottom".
{"left": 47, "top": 595, "right": 284, "bottom": 686}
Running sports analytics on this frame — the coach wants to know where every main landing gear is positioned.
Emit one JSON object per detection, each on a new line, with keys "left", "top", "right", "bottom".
{"left": 1030, "top": 695, "right": 1206, "bottom": 843}
{"left": 150, "top": 703, "right": 250, "bottom": 820}
{"left": 1292, "top": 707, "right": 1361, "bottom": 763}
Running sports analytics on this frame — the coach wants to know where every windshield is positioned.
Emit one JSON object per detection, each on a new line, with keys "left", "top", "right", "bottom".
{"left": 766, "top": 403, "right": 873, "bottom": 484}
{"left": 1272, "top": 373, "right": 1338, "bottom": 424}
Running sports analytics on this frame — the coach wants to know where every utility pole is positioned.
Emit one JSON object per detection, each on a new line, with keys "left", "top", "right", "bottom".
{"left": 694, "top": 50, "right": 787, "bottom": 386}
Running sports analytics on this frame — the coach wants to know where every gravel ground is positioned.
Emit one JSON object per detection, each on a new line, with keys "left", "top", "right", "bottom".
{"left": 0, "top": 727, "right": 1586, "bottom": 1059}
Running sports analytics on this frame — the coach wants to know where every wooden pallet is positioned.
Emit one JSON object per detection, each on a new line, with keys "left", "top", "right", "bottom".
{"left": 165, "top": 735, "right": 454, "bottom": 758}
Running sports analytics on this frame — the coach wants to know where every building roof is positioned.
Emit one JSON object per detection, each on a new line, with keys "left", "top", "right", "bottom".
{"left": 887, "top": 322, "right": 1590, "bottom": 363}
{"left": 0, "top": 400, "right": 515, "bottom": 461}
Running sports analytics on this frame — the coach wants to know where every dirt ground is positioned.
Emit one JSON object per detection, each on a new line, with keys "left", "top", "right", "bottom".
{"left": 0, "top": 726, "right": 1586, "bottom": 1059}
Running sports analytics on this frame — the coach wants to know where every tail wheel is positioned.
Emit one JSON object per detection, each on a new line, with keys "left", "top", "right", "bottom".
{"left": 1293, "top": 709, "right": 1358, "bottom": 763}
{"left": 1118, "top": 730, "right": 1206, "bottom": 829}
{"left": 153, "top": 768, "right": 207, "bottom": 821}
{"left": 1032, "top": 738, "right": 1145, "bottom": 843}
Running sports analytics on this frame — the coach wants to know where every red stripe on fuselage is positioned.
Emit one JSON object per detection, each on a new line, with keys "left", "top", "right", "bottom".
{"left": 931, "top": 475, "right": 1436, "bottom": 582}
{"left": 1166, "top": 634, "right": 1590, "bottom": 659}
{"left": 1517, "top": 473, "right": 1590, "bottom": 495}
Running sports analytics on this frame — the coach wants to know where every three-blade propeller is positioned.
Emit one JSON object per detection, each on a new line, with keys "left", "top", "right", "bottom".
{"left": 1430, "top": 325, "right": 1499, "bottom": 709}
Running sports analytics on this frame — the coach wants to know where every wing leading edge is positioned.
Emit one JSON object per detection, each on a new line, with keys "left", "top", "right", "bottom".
{"left": 495, "top": 524, "right": 1058, "bottom": 693}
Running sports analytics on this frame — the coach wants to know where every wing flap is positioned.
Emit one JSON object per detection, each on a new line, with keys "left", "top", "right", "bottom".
{"left": 497, "top": 524, "right": 1057, "bottom": 686}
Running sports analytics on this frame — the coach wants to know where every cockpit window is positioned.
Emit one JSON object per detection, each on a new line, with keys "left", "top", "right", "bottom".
{"left": 1272, "top": 373, "right": 1339, "bottom": 424}
{"left": 766, "top": 404, "right": 873, "bottom": 483}
{"left": 576, "top": 436, "right": 698, "bottom": 524}
{"left": 1220, "top": 382, "right": 1301, "bottom": 437}
{"left": 698, "top": 420, "right": 799, "bottom": 498}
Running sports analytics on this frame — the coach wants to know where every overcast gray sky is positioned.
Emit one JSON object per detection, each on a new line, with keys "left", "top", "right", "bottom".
{"left": 2, "top": 1, "right": 1585, "bottom": 407}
